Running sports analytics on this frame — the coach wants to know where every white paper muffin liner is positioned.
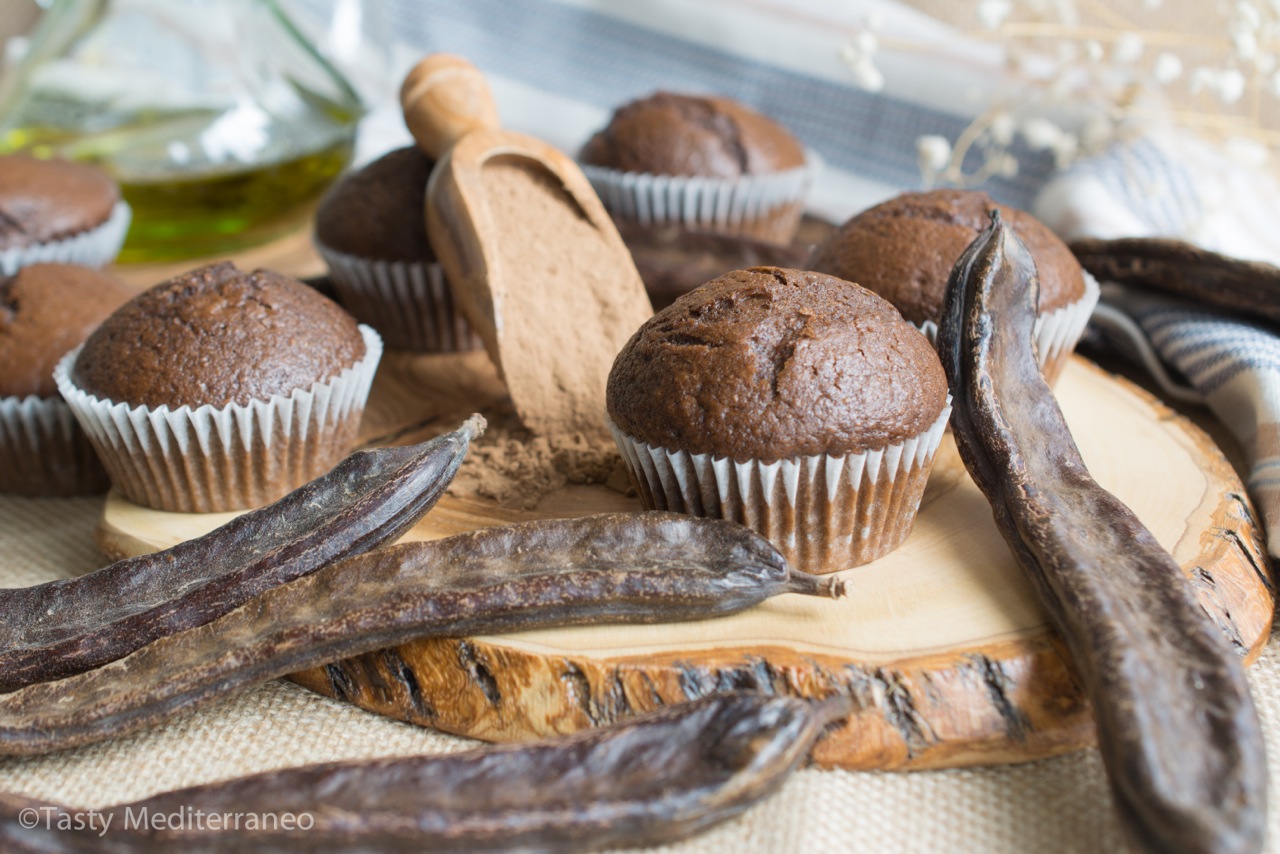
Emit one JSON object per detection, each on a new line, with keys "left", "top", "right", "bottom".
{"left": 317, "top": 242, "right": 483, "bottom": 352}
{"left": 917, "top": 271, "right": 1100, "bottom": 385}
{"left": 0, "top": 201, "right": 131, "bottom": 275}
{"left": 608, "top": 398, "right": 951, "bottom": 573}
{"left": 582, "top": 152, "right": 821, "bottom": 244}
{"left": 53, "top": 325, "right": 383, "bottom": 513}
{"left": 0, "top": 394, "right": 108, "bottom": 496}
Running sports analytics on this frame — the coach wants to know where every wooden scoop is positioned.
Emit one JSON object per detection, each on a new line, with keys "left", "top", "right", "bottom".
{"left": 400, "top": 54, "right": 653, "bottom": 442}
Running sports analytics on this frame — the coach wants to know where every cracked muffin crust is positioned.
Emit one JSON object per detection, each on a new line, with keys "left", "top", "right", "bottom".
{"left": 73, "top": 261, "right": 365, "bottom": 409}
{"left": 0, "top": 155, "right": 120, "bottom": 250}
{"left": 579, "top": 92, "right": 814, "bottom": 243}
{"left": 607, "top": 266, "right": 947, "bottom": 462}
{"left": 580, "top": 92, "right": 806, "bottom": 179}
{"left": 807, "top": 189, "right": 1086, "bottom": 327}
{"left": 0, "top": 263, "right": 134, "bottom": 399}
{"left": 606, "top": 266, "right": 951, "bottom": 571}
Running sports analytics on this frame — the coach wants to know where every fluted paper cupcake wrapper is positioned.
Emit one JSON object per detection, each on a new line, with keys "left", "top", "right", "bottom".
{"left": 54, "top": 325, "right": 383, "bottom": 513}
{"left": 0, "top": 395, "right": 109, "bottom": 496}
{"left": 0, "top": 202, "right": 132, "bottom": 275}
{"left": 918, "top": 271, "right": 1100, "bottom": 385}
{"left": 608, "top": 399, "right": 951, "bottom": 574}
{"left": 317, "top": 243, "right": 483, "bottom": 353}
{"left": 582, "top": 152, "right": 821, "bottom": 244}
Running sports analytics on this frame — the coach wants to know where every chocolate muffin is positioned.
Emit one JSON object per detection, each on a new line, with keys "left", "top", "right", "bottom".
{"left": 315, "top": 147, "right": 434, "bottom": 262}
{"left": 581, "top": 92, "right": 807, "bottom": 178}
{"left": 73, "top": 263, "right": 365, "bottom": 408}
{"left": 313, "top": 146, "right": 479, "bottom": 351}
{"left": 580, "top": 93, "right": 816, "bottom": 243}
{"left": 0, "top": 263, "right": 134, "bottom": 496}
{"left": 0, "top": 155, "right": 131, "bottom": 274}
{"left": 807, "top": 189, "right": 1098, "bottom": 382}
{"left": 607, "top": 267, "right": 951, "bottom": 572}
{"left": 58, "top": 262, "right": 382, "bottom": 512}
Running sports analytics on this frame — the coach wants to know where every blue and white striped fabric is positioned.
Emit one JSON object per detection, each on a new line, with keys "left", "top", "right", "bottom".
{"left": 296, "top": 0, "right": 1058, "bottom": 221}
{"left": 1037, "top": 137, "right": 1280, "bottom": 558}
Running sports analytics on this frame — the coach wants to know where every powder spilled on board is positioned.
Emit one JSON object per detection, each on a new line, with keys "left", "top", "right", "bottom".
{"left": 447, "top": 398, "right": 629, "bottom": 510}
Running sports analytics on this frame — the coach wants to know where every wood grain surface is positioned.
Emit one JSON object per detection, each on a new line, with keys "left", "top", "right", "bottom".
{"left": 98, "top": 352, "right": 1275, "bottom": 771}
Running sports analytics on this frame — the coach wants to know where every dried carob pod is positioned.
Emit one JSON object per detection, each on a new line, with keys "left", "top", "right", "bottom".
{"left": 938, "top": 212, "right": 1266, "bottom": 854}
{"left": 0, "top": 513, "right": 842, "bottom": 756}
{"left": 0, "top": 692, "right": 848, "bottom": 853}
{"left": 1070, "top": 236, "right": 1280, "bottom": 326}
{"left": 0, "top": 416, "right": 484, "bottom": 694}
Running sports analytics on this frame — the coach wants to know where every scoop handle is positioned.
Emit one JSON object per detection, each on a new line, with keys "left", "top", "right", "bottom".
{"left": 400, "top": 54, "right": 500, "bottom": 159}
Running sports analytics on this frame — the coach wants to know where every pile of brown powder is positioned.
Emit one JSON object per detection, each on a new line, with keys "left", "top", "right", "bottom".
{"left": 447, "top": 398, "right": 628, "bottom": 510}
{"left": 430, "top": 151, "right": 653, "bottom": 509}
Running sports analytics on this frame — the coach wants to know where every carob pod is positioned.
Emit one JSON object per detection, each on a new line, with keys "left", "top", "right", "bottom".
{"left": 938, "top": 212, "right": 1266, "bottom": 854}
{"left": 0, "top": 416, "right": 484, "bottom": 694}
{"left": 0, "top": 692, "right": 849, "bottom": 853}
{"left": 0, "top": 513, "right": 843, "bottom": 756}
{"left": 1070, "top": 236, "right": 1280, "bottom": 326}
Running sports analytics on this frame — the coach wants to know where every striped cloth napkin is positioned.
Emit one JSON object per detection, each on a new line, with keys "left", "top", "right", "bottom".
{"left": 1035, "top": 134, "right": 1280, "bottom": 560}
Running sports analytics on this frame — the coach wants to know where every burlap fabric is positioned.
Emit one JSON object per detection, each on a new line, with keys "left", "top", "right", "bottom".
{"left": 0, "top": 492, "right": 1277, "bottom": 853}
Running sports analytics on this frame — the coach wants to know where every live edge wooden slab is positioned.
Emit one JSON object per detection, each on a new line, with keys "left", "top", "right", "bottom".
{"left": 96, "top": 352, "right": 1275, "bottom": 772}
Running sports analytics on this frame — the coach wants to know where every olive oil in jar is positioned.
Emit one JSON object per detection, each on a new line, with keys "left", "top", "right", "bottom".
{"left": 0, "top": 0, "right": 364, "bottom": 262}
{"left": 110, "top": 142, "right": 352, "bottom": 263}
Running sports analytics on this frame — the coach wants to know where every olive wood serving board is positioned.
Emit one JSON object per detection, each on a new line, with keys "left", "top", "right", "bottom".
{"left": 97, "top": 352, "right": 1275, "bottom": 772}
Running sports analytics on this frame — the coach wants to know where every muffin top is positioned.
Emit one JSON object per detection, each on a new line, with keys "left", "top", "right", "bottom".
{"left": 607, "top": 267, "right": 948, "bottom": 462}
{"left": 580, "top": 92, "right": 806, "bottom": 180}
{"left": 72, "top": 262, "right": 365, "bottom": 409}
{"left": 807, "top": 189, "right": 1086, "bottom": 327}
{"left": 0, "top": 155, "right": 120, "bottom": 250}
{"left": 313, "top": 146, "right": 436, "bottom": 262}
{"left": 0, "top": 263, "right": 135, "bottom": 398}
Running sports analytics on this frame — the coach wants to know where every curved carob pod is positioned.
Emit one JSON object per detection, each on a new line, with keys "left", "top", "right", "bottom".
{"left": 0, "top": 416, "right": 484, "bottom": 694}
{"left": 0, "top": 692, "right": 849, "bottom": 853}
{"left": 1069, "top": 236, "right": 1280, "bottom": 326}
{"left": 0, "top": 513, "right": 843, "bottom": 756}
{"left": 937, "top": 212, "right": 1266, "bottom": 854}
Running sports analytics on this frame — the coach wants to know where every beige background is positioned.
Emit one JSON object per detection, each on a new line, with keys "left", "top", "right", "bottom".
{"left": 0, "top": 489, "right": 1276, "bottom": 853}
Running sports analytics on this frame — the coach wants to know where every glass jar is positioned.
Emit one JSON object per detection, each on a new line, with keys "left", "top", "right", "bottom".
{"left": 0, "top": 0, "right": 363, "bottom": 262}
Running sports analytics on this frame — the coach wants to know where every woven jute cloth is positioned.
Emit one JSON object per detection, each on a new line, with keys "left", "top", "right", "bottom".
{"left": 1, "top": 492, "right": 1277, "bottom": 854}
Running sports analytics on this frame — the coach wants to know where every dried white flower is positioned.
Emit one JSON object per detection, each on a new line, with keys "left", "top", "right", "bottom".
{"left": 1083, "top": 40, "right": 1104, "bottom": 62}
{"left": 1051, "top": 133, "right": 1079, "bottom": 167}
{"left": 989, "top": 111, "right": 1016, "bottom": 146}
{"left": 853, "top": 30, "right": 879, "bottom": 55}
{"left": 1154, "top": 52, "right": 1183, "bottom": 83}
{"left": 1236, "top": 1, "right": 1263, "bottom": 32}
{"left": 1234, "top": 30, "right": 1259, "bottom": 61}
{"left": 1269, "top": 69, "right": 1280, "bottom": 97}
{"left": 916, "top": 135, "right": 952, "bottom": 172}
{"left": 1021, "top": 117, "right": 1064, "bottom": 150}
{"left": 850, "top": 57, "right": 885, "bottom": 92}
{"left": 997, "top": 152, "right": 1019, "bottom": 178}
{"left": 1113, "top": 33, "right": 1144, "bottom": 65}
{"left": 977, "top": 0, "right": 1013, "bottom": 30}
{"left": 1217, "top": 68, "right": 1247, "bottom": 102}
{"left": 1189, "top": 66, "right": 1216, "bottom": 94}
